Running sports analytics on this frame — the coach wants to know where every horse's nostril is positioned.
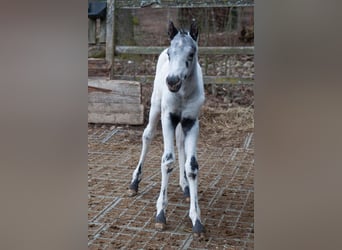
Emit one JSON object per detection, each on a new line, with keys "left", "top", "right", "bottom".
{"left": 167, "top": 76, "right": 180, "bottom": 86}
{"left": 166, "top": 75, "right": 182, "bottom": 92}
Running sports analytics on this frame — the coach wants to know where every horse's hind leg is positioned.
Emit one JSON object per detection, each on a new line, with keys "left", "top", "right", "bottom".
{"left": 182, "top": 118, "right": 205, "bottom": 237}
{"left": 176, "top": 124, "right": 190, "bottom": 201}
{"left": 128, "top": 100, "right": 161, "bottom": 196}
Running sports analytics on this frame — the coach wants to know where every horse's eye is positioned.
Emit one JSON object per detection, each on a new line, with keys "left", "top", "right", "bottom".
{"left": 167, "top": 50, "right": 170, "bottom": 59}
{"left": 188, "top": 53, "right": 194, "bottom": 60}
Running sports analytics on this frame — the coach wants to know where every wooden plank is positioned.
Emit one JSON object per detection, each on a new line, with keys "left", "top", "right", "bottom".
{"left": 88, "top": 68, "right": 110, "bottom": 78}
{"left": 88, "top": 58, "right": 110, "bottom": 66}
{"left": 88, "top": 79, "right": 141, "bottom": 100}
{"left": 88, "top": 79, "right": 141, "bottom": 104}
{"left": 88, "top": 112, "right": 143, "bottom": 125}
{"left": 88, "top": 78, "right": 144, "bottom": 124}
{"left": 204, "top": 76, "right": 254, "bottom": 85}
{"left": 115, "top": 46, "right": 254, "bottom": 55}
{"left": 113, "top": 75, "right": 156, "bottom": 83}
{"left": 200, "top": 46, "right": 254, "bottom": 55}
{"left": 89, "top": 92, "right": 140, "bottom": 104}
{"left": 88, "top": 79, "right": 141, "bottom": 93}
{"left": 88, "top": 58, "right": 111, "bottom": 77}
{"left": 120, "top": 4, "right": 254, "bottom": 9}
{"left": 116, "top": 46, "right": 165, "bottom": 55}
{"left": 88, "top": 86, "right": 112, "bottom": 93}
{"left": 113, "top": 75, "right": 254, "bottom": 85}
{"left": 89, "top": 103, "right": 142, "bottom": 112}
{"left": 88, "top": 103, "right": 144, "bottom": 125}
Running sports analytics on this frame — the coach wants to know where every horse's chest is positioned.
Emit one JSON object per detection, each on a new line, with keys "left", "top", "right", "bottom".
{"left": 162, "top": 96, "right": 200, "bottom": 117}
{"left": 163, "top": 94, "right": 185, "bottom": 108}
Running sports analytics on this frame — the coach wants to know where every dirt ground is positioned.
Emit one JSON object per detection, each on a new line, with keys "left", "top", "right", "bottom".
{"left": 88, "top": 84, "right": 254, "bottom": 249}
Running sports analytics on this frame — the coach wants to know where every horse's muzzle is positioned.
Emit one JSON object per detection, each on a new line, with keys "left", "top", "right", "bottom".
{"left": 166, "top": 75, "right": 182, "bottom": 92}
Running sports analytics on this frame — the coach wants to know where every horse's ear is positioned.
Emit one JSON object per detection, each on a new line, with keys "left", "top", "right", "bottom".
{"left": 168, "top": 21, "right": 178, "bottom": 40}
{"left": 190, "top": 19, "right": 199, "bottom": 41}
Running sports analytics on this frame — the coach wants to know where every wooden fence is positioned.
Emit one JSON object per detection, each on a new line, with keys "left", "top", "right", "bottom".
{"left": 88, "top": 0, "right": 254, "bottom": 85}
{"left": 113, "top": 46, "right": 254, "bottom": 84}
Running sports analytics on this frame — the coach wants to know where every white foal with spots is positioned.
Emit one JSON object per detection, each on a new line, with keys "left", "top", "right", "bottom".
{"left": 128, "top": 20, "right": 205, "bottom": 237}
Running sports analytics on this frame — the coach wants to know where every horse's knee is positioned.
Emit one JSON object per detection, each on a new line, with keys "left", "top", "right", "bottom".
{"left": 162, "top": 152, "right": 174, "bottom": 166}
{"left": 142, "top": 127, "right": 154, "bottom": 142}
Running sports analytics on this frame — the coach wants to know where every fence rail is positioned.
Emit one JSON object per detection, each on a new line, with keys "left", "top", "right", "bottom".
{"left": 115, "top": 46, "right": 254, "bottom": 55}
{"left": 113, "top": 45, "right": 254, "bottom": 84}
{"left": 113, "top": 74, "right": 254, "bottom": 85}
{"left": 116, "top": 0, "right": 254, "bottom": 9}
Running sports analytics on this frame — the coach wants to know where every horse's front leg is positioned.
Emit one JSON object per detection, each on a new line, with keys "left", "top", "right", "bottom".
{"left": 155, "top": 111, "right": 178, "bottom": 230}
{"left": 176, "top": 123, "right": 190, "bottom": 201}
{"left": 128, "top": 98, "right": 161, "bottom": 196}
{"left": 182, "top": 117, "right": 205, "bottom": 237}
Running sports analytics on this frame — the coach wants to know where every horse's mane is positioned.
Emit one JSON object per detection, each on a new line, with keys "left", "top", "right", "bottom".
{"left": 179, "top": 28, "right": 189, "bottom": 35}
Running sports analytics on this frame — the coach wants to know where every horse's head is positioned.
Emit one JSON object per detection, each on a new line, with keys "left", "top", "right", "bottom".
{"left": 166, "top": 20, "right": 199, "bottom": 93}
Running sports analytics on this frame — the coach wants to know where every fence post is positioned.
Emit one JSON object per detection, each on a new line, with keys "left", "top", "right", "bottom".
{"left": 99, "top": 18, "right": 106, "bottom": 43}
{"left": 88, "top": 19, "right": 96, "bottom": 44}
{"left": 106, "top": 0, "right": 116, "bottom": 79}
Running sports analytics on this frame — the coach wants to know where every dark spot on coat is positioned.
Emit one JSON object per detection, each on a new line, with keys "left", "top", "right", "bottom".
{"left": 181, "top": 118, "right": 196, "bottom": 135}
{"left": 169, "top": 113, "right": 180, "bottom": 130}
{"left": 184, "top": 170, "right": 188, "bottom": 181}
{"left": 188, "top": 173, "right": 197, "bottom": 179}
{"left": 183, "top": 186, "right": 190, "bottom": 197}
{"left": 137, "top": 163, "right": 142, "bottom": 175}
{"left": 163, "top": 153, "right": 173, "bottom": 163}
{"left": 190, "top": 156, "right": 198, "bottom": 171}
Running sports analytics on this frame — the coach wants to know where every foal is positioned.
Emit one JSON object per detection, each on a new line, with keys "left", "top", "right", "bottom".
{"left": 128, "top": 20, "right": 205, "bottom": 237}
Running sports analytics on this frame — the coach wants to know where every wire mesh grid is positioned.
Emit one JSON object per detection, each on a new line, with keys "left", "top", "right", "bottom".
{"left": 88, "top": 124, "right": 254, "bottom": 249}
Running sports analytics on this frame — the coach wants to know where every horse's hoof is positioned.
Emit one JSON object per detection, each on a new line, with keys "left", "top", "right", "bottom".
{"left": 127, "top": 188, "right": 138, "bottom": 197}
{"left": 155, "top": 222, "right": 166, "bottom": 231}
{"left": 193, "top": 231, "right": 206, "bottom": 239}
{"left": 155, "top": 210, "right": 166, "bottom": 231}
{"left": 192, "top": 219, "right": 205, "bottom": 238}
{"left": 128, "top": 179, "right": 140, "bottom": 197}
